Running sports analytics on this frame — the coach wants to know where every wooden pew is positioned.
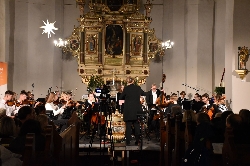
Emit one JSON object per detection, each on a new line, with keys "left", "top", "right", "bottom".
{"left": 22, "top": 125, "right": 54, "bottom": 165}
{"left": 159, "top": 111, "right": 166, "bottom": 166}
{"left": 222, "top": 127, "right": 250, "bottom": 166}
{"left": 49, "top": 120, "right": 80, "bottom": 166}
{"left": 163, "top": 114, "right": 172, "bottom": 166}
{"left": 172, "top": 115, "right": 185, "bottom": 166}
{"left": 22, "top": 120, "right": 80, "bottom": 165}
{"left": 184, "top": 116, "right": 193, "bottom": 151}
{"left": 22, "top": 133, "right": 35, "bottom": 166}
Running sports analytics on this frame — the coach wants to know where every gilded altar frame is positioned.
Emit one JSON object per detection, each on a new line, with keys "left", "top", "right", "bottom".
{"left": 67, "top": 0, "right": 162, "bottom": 86}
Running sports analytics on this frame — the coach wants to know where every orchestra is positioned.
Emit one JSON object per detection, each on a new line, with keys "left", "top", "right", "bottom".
{"left": 0, "top": 81, "right": 229, "bottom": 139}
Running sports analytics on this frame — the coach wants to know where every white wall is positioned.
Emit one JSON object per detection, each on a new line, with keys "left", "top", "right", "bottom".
{"left": 4, "top": 0, "right": 250, "bottom": 110}
{"left": 231, "top": 0, "right": 250, "bottom": 113}
{"left": 13, "top": 0, "right": 60, "bottom": 97}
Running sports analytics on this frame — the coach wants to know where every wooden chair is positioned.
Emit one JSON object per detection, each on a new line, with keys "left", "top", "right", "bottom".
{"left": 172, "top": 115, "right": 185, "bottom": 166}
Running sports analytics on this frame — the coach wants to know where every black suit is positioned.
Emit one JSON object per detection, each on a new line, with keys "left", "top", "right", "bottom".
{"left": 146, "top": 89, "right": 161, "bottom": 131}
{"left": 177, "top": 97, "right": 187, "bottom": 106}
{"left": 120, "top": 84, "right": 146, "bottom": 143}
{"left": 191, "top": 100, "right": 204, "bottom": 113}
{"left": 146, "top": 89, "right": 161, "bottom": 107}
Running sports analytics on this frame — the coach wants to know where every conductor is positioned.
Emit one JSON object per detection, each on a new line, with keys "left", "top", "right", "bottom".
{"left": 119, "top": 77, "right": 147, "bottom": 146}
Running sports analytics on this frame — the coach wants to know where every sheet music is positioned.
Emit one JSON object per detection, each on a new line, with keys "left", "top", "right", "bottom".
{"left": 119, "top": 100, "right": 124, "bottom": 105}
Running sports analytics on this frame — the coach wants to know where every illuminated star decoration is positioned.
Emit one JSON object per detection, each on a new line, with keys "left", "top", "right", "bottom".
{"left": 40, "top": 20, "right": 58, "bottom": 38}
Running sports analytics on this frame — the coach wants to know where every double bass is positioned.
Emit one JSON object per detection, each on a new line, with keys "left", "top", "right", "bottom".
{"left": 153, "top": 91, "right": 173, "bottom": 120}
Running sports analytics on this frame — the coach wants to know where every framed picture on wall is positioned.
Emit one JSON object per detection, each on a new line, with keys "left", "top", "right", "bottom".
{"left": 85, "top": 33, "right": 98, "bottom": 55}
{"left": 131, "top": 33, "right": 143, "bottom": 56}
{"left": 238, "top": 46, "right": 248, "bottom": 70}
{"left": 105, "top": 24, "right": 123, "bottom": 56}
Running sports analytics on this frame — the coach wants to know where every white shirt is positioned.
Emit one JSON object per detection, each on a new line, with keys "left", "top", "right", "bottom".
{"left": 12, "top": 100, "right": 30, "bottom": 115}
{"left": 45, "top": 102, "right": 64, "bottom": 116}
{"left": 218, "top": 104, "right": 228, "bottom": 112}
{"left": 152, "top": 91, "right": 157, "bottom": 104}
{"left": 0, "top": 99, "right": 15, "bottom": 116}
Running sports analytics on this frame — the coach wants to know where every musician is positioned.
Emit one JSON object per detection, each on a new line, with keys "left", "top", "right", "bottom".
{"left": 146, "top": 83, "right": 161, "bottom": 131}
{"left": 116, "top": 85, "right": 124, "bottom": 113}
{"left": 177, "top": 91, "right": 187, "bottom": 106}
{"left": 191, "top": 93, "right": 204, "bottom": 113}
{"left": 201, "top": 93, "right": 219, "bottom": 119}
{"left": 60, "top": 92, "right": 78, "bottom": 119}
{"left": 214, "top": 94, "right": 228, "bottom": 113}
{"left": 201, "top": 93, "right": 213, "bottom": 110}
{"left": 0, "top": 90, "right": 14, "bottom": 116}
{"left": 13, "top": 90, "right": 29, "bottom": 115}
{"left": 140, "top": 96, "right": 147, "bottom": 112}
{"left": 84, "top": 93, "right": 98, "bottom": 135}
{"left": 152, "top": 92, "right": 171, "bottom": 139}
{"left": 119, "top": 77, "right": 146, "bottom": 145}
{"left": 45, "top": 92, "right": 66, "bottom": 117}
{"left": 165, "top": 93, "right": 180, "bottom": 114}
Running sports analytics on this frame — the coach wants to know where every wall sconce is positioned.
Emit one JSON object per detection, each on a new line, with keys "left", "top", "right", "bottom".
{"left": 235, "top": 46, "right": 249, "bottom": 80}
{"left": 161, "top": 40, "right": 174, "bottom": 50}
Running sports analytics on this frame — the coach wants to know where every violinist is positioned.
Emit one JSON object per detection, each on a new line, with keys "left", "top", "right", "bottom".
{"left": 177, "top": 91, "right": 188, "bottom": 107}
{"left": 60, "top": 92, "right": 79, "bottom": 119}
{"left": 45, "top": 92, "right": 66, "bottom": 118}
{"left": 0, "top": 90, "right": 15, "bottom": 116}
{"left": 165, "top": 93, "right": 180, "bottom": 114}
{"left": 191, "top": 93, "right": 204, "bottom": 113}
{"left": 13, "top": 90, "right": 29, "bottom": 115}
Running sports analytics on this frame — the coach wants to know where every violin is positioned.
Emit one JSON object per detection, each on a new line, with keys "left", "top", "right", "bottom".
{"left": 6, "top": 100, "right": 16, "bottom": 106}
{"left": 53, "top": 99, "right": 66, "bottom": 105}
{"left": 22, "top": 99, "right": 36, "bottom": 105}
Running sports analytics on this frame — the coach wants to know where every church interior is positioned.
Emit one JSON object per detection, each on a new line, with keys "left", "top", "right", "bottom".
{"left": 0, "top": 0, "right": 250, "bottom": 165}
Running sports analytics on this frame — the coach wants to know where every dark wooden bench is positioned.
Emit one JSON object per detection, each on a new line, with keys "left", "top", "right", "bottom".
{"left": 22, "top": 119, "right": 80, "bottom": 165}
{"left": 222, "top": 127, "right": 250, "bottom": 166}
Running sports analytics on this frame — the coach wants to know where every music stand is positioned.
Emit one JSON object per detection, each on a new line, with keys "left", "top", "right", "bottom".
{"left": 182, "top": 100, "right": 192, "bottom": 110}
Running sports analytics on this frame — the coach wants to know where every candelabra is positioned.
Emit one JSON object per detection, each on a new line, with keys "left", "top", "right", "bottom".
{"left": 162, "top": 40, "right": 174, "bottom": 50}
{"left": 54, "top": 38, "right": 68, "bottom": 52}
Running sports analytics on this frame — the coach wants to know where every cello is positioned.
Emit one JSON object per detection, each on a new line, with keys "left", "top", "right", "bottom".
{"left": 153, "top": 91, "right": 173, "bottom": 120}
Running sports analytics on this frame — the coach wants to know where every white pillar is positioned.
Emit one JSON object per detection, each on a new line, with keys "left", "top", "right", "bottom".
{"left": 229, "top": 0, "right": 250, "bottom": 113}
{"left": 185, "top": 0, "right": 198, "bottom": 99}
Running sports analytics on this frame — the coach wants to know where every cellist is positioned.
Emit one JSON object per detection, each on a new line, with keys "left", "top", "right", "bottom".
{"left": 200, "top": 93, "right": 220, "bottom": 120}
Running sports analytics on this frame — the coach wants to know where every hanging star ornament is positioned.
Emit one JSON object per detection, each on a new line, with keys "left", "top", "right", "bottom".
{"left": 40, "top": 19, "right": 58, "bottom": 38}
